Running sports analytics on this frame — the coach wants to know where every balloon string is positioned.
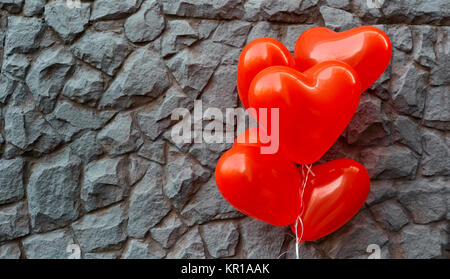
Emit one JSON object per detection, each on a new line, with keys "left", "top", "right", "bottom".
{"left": 294, "top": 164, "right": 315, "bottom": 259}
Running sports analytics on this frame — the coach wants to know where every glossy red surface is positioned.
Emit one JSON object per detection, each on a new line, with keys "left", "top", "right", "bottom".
{"left": 215, "top": 128, "right": 302, "bottom": 226}
{"left": 248, "top": 61, "right": 361, "bottom": 164}
{"left": 291, "top": 159, "right": 371, "bottom": 241}
{"left": 295, "top": 26, "right": 392, "bottom": 91}
{"left": 237, "top": 38, "right": 295, "bottom": 109}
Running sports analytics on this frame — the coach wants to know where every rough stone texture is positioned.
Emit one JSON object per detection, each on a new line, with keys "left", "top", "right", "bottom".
{"left": 27, "top": 148, "right": 81, "bottom": 232}
{"left": 431, "top": 27, "right": 450, "bottom": 86}
{"left": 320, "top": 210, "right": 389, "bottom": 259}
{"left": 360, "top": 145, "right": 420, "bottom": 180}
{"left": 247, "top": 21, "right": 281, "bottom": 43}
{"left": 0, "top": 158, "right": 24, "bottom": 204}
{"left": 382, "top": 0, "right": 450, "bottom": 25}
{"left": 122, "top": 238, "right": 166, "bottom": 259}
{"left": 97, "top": 112, "right": 143, "bottom": 156}
{"left": 46, "top": 100, "right": 115, "bottom": 142}
{"left": 397, "top": 178, "right": 447, "bottom": 224}
{"left": 391, "top": 63, "right": 428, "bottom": 118}
{"left": 128, "top": 154, "right": 151, "bottom": 185}
{"left": 124, "top": 0, "right": 165, "bottom": 43}
{"left": 423, "top": 86, "right": 450, "bottom": 130}
{"left": 212, "top": 21, "right": 252, "bottom": 47}
{"left": 0, "top": 0, "right": 24, "bottom": 13}
{"left": 162, "top": 0, "right": 244, "bottom": 19}
{"left": 371, "top": 200, "right": 409, "bottom": 232}
{"left": 412, "top": 26, "right": 437, "bottom": 68}
{"left": 136, "top": 86, "right": 193, "bottom": 140}
{"left": 137, "top": 139, "right": 166, "bottom": 164}
{"left": 71, "top": 30, "right": 132, "bottom": 76}
{"left": 44, "top": 1, "right": 90, "bottom": 43}
{"left": 239, "top": 218, "right": 285, "bottom": 259}
{"left": 200, "top": 221, "right": 239, "bottom": 258}
{"left": 393, "top": 115, "right": 422, "bottom": 154}
{"left": 394, "top": 224, "right": 442, "bottom": 259}
{"left": 160, "top": 20, "right": 201, "bottom": 57}
{"left": 91, "top": 0, "right": 143, "bottom": 21}
{"left": 72, "top": 204, "right": 127, "bottom": 252}
{"left": 320, "top": 6, "right": 360, "bottom": 31}
{"left": 0, "top": 74, "right": 16, "bottom": 104}
{"left": 127, "top": 163, "right": 171, "bottom": 238}
{"left": 166, "top": 226, "right": 205, "bottom": 259}
{"left": 200, "top": 64, "right": 239, "bottom": 116}
{"left": 0, "top": 0, "right": 448, "bottom": 259}
{"left": 99, "top": 47, "right": 170, "bottom": 110}
{"left": 180, "top": 177, "right": 242, "bottom": 226}
{"left": 150, "top": 212, "right": 187, "bottom": 249}
{"left": 4, "top": 16, "right": 44, "bottom": 56}
{"left": 0, "top": 241, "right": 21, "bottom": 259}
{"left": 69, "top": 131, "right": 103, "bottom": 162}
{"left": 84, "top": 251, "right": 119, "bottom": 259}
{"left": 2, "top": 53, "right": 30, "bottom": 80}
{"left": 22, "top": 229, "right": 75, "bottom": 259}
{"left": 388, "top": 25, "right": 413, "bottom": 53}
{"left": 62, "top": 65, "right": 105, "bottom": 107}
{"left": 421, "top": 128, "right": 450, "bottom": 176}
{"left": 243, "top": 0, "right": 320, "bottom": 22}
{"left": 26, "top": 47, "right": 75, "bottom": 113}
{"left": 23, "top": 0, "right": 45, "bottom": 17}
{"left": 0, "top": 201, "right": 30, "bottom": 242}
{"left": 165, "top": 40, "right": 225, "bottom": 97}
{"left": 346, "top": 94, "right": 389, "bottom": 146}
{"left": 4, "top": 83, "right": 63, "bottom": 157}
{"left": 81, "top": 156, "right": 129, "bottom": 212}
{"left": 164, "top": 147, "right": 210, "bottom": 210}
{"left": 366, "top": 180, "right": 396, "bottom": 206}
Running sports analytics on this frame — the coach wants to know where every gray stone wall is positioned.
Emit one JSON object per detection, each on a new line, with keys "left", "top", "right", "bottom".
{"left": 0, "top": 0, "right": 448, "bottom": 259}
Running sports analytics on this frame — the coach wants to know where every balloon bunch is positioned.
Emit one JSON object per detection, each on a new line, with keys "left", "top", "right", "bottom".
{"left": 215, "top": 27, "right": 392, "bottom": 243}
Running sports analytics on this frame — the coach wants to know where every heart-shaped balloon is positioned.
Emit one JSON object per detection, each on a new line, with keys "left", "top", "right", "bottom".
{"left": 237, "top": 38, "right": 295, "bottom": 109}
{"left": 248, "top": 61, "right": 361, "bottom": 164}
{"left": 215, "top": 128, "right": 301, "bottom": 226}
{"left": 295, "top": 26, "right": 392, "bottom": 91}
{"left": 238, "top": 27, "right": 391, "bottom": 108}
{"left": 291, "top": 159, "right": 370, "bottom": 241}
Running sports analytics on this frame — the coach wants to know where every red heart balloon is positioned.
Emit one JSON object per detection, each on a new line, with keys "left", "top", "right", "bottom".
{"left": 248, "top": 61, "right": 361, "bottom": 164}
{"left": 295, "top": 26, "right": 392, "bottom": 91}
{"left": 237, "top": 38, "right": 295, "bottom": 109}
{"left": 291, "top": 159, "right": 370, "bottom": 241}
{"left": 238, "top": 27, "right": 391, "bottom": 108}
{"left": 215, "top": 128, "right": 301, "bottom": 226}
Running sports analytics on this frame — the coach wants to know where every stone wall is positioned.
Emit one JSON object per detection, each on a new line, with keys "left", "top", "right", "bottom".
{"left": 0, "top": 0, "right": 448, "bottom": 259}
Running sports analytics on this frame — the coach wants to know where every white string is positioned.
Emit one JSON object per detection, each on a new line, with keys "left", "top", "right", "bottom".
{"left": 294, "top": 164, "right": 314, "bottom": 259}
{"left": 277, "top": 164, "right": 315, "bottom": 259}
{"left": 304, "top": 164, "right": 316, "bottom": 177}
{"left": 278, "top": 250, "right": 289, "bottom": 259}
